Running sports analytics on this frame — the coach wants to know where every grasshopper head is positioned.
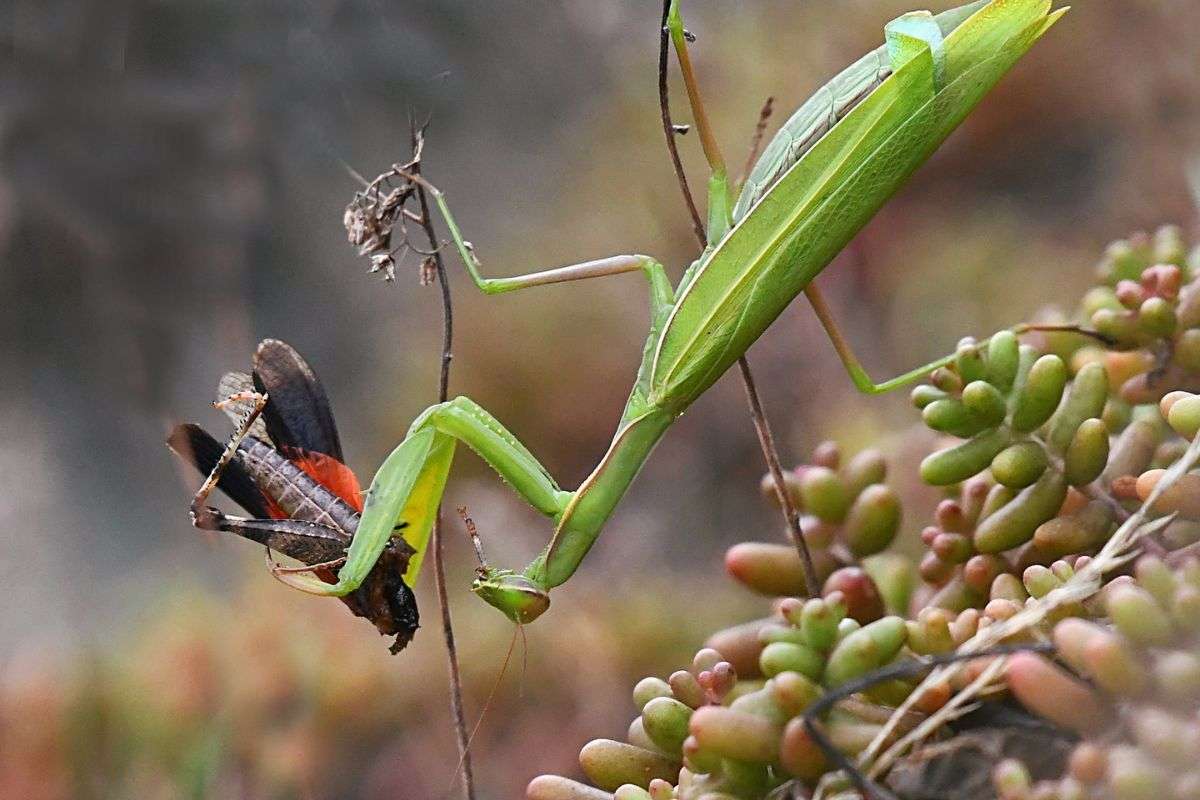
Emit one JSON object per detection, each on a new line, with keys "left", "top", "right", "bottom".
{"left": 472, "top": 569, "right": 550, "bottom": 624}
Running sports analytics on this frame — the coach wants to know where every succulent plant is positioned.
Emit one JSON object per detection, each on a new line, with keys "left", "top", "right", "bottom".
{"left": 528, "top": 227, "right": 1200, "bottom": 800}
{"left": 529, "top": 609, "right": 915, "bottom": 800}
{"left": 734, "top": 442, "right": 902, "bottom": 600}
{"left": 999, "top": 555, "right": 1200, "bottom": 800}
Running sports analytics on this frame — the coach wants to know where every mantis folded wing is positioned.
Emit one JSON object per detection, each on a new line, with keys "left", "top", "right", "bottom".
{"left": 281, "top": 0, "right": 1065, "bottom": 624}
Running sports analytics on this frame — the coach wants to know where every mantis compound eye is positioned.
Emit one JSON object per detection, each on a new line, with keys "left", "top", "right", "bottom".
{"left": 472, "top": 571, "right": 550, "bottom": 624}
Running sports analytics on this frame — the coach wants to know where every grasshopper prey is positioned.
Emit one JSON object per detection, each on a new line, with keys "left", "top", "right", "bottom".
{"left": 184, "top": 0, "right": 1066, "bottom": 629}
{"left": 168, "top": 339, "right": 420, "bottom": 653}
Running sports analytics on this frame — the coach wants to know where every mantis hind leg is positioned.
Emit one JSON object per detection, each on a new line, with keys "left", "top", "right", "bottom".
{"left": 808, "top": 285, "right": 1111, "bottom": 396}
{"left": 189, "top": 389, "right": 269, "bottom": 516}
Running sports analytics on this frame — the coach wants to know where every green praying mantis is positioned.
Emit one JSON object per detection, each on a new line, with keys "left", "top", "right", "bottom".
{"left": 270, "top": 0, "right": 1065, "bottom": 624}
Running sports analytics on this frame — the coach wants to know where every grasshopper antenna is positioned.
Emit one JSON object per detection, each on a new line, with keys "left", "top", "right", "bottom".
{"left": 342, "top": 160, "right": 371, "bottom": 189}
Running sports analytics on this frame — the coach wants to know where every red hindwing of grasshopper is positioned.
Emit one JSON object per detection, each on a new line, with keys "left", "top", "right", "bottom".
{"left": 167, "top": 338, "right": 419, "bottom": 653}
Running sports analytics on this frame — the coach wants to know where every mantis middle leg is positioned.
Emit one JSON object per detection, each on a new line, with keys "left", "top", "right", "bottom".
{"left": 396, "top": 170, "right": 676, "bottom": 333}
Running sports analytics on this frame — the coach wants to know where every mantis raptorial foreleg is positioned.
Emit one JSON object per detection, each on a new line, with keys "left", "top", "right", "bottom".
{"left": 270, "top": 395, "right": 578, "bottom": 622}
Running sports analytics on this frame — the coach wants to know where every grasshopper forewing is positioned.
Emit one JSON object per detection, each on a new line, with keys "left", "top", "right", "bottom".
{"left": 168, "top": 339, "right": 420, "bottom": 653}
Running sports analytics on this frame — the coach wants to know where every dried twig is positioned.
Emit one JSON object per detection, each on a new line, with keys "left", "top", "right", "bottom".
{"left": 739, "top": 96, "right": 775, "bottom": 190}
{"left": 657, "top": 0, "right": 706, "bottom": 246}
{"left": 803, "top": 642, "right": 1054, "bottom": 800}
{"left": 407, "top": 119, "right": 475, "bottom": 800}
{"left": 343, "top": 139, "right": 428, "bottom": 283}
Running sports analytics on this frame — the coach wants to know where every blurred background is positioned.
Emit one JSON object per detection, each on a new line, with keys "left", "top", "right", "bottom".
{"left": 2, "top": 0, "right": 1198, "bottom": 797}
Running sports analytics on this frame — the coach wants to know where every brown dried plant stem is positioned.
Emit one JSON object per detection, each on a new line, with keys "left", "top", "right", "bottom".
{"left": 656, "top": 0, "right": 818, "bottom": 595}
{"left": 410, "top": 123, "right": 475, "bottom": 800}
{"left": 803, "top": 642, "right": 1055, "bottom": 800}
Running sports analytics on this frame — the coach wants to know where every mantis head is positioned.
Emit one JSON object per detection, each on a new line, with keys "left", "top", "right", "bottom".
{"left": 472, "top": 568, "right": 550, "bottom": 624}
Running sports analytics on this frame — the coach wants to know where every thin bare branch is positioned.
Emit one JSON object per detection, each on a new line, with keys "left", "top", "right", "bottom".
{"left": 658, "top": 0, "right": 706, "bottom": 244}
{"left": 408, "top": 118, "right": 474, "bottom": 800}
{"left": 736, "top": 357, "right": 820, "bottom": 594}
{"left": 656, "top": 1, "right": 817, "bottom": 595}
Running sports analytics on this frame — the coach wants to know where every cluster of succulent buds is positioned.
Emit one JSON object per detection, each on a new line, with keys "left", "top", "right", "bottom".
{"left": 530, "top": 228, "right": 1200, "bottom": 800}
{"left": 1074, "top": 225, "right": 1200, "bottom": 406}
{"left": 530, "top": 600, "right": 917, "bottom": 800}
{"left": 912, "top": 330, "right": 1113, "bottom": 574}
{"left": 996, "top": 555, "right": 1200, "bottom": 800}
{"left": 734, "top": 441, "right": 902, "bottom": 599}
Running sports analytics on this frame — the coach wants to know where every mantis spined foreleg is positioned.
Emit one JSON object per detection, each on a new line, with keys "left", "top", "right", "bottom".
{"left": 262, "top": 0, "right": 1065, "bottom": 624}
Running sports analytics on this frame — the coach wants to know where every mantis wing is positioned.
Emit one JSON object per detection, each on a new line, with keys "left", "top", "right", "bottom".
{"left": 252, "top": 338, "right": 344, "bottom": 461}
{"left": 731, "top": 0, "right": 988, "bottom": 224}
{"left": 650, "top": 0, "right": 1062, "bottom": 408}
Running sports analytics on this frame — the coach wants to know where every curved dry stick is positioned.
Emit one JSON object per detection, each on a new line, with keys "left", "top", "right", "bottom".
{"left": 410, "top": 118, "right": 475, "bottom": 800}
{"left": 657, "top": 0, "right": 706, "bottom": 245}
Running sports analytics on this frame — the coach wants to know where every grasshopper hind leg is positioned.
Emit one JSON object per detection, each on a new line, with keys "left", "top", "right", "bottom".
{"left": 188, "top": 390, "right": 270, "bottom": 516}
